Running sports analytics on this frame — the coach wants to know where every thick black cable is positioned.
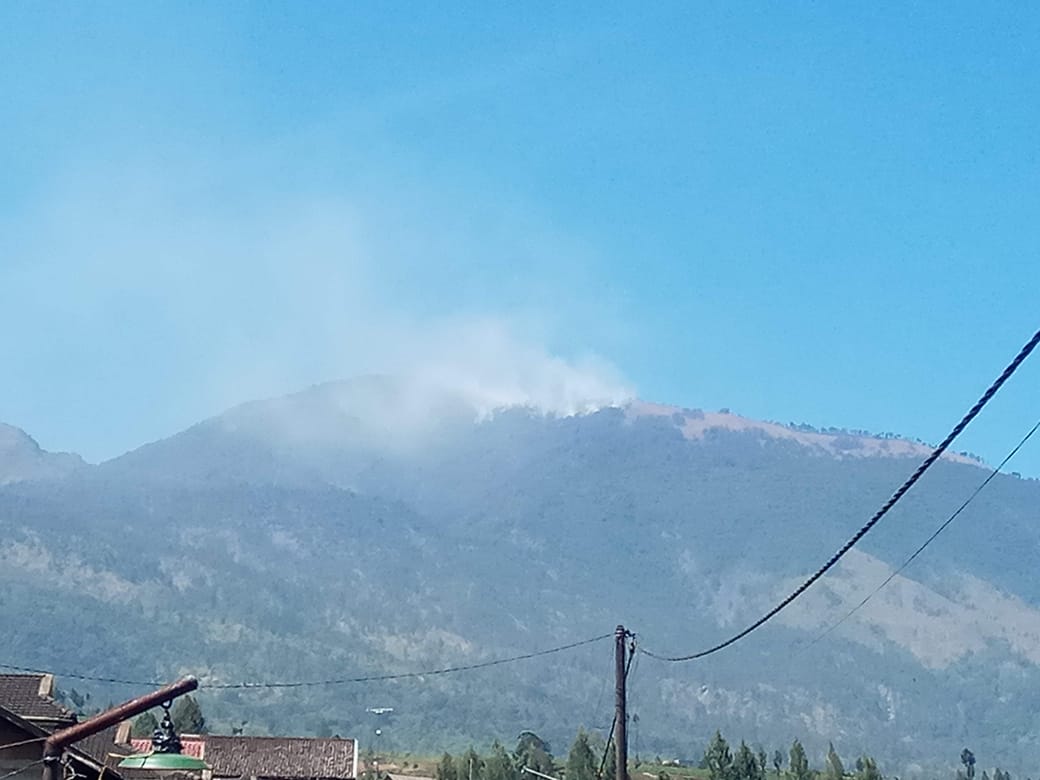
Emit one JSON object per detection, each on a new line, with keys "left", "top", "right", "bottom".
{"left": 801, "top": 417, "right": 1040, "bottom": 650}
{"left": 641, "top": 327, "right": 1040, "bottom": 663}
{"left": 1, "top": 633, "right": 612, "bottom": 690}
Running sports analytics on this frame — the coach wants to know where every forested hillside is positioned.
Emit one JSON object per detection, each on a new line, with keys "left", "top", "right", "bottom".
{"left": 2, "top": 377, "right": 1038, "bottom": 773}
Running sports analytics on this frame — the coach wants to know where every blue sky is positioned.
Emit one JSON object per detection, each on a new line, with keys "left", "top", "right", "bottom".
{"left": 1, "top": 2, "right": 1038, "bottom": 476}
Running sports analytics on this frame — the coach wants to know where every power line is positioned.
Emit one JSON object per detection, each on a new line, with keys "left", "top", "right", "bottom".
{"left": 0, "top": 759, "right": 46, "bottom": 780}
{"left": 641, "top": 326, "right": 1040, "bottom": 663}
{"left": 0, "top": 736, "right": 47, "bottom": 752}
{"left": 800, "top": 416, "right": 1040, "bottom": 650}
{"left": 0, "top": 633, "right": 613, "bottom": 691}
{"left": 0, "top": 662, "right": 158, "bottom": 687}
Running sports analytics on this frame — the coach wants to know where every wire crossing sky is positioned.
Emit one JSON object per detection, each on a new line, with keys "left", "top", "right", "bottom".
{"left": 640, "top": 327, "right": 1040, "bottom": 662}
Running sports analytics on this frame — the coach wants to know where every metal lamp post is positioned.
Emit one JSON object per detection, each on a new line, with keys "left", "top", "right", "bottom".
{"left": 117, "top": 700, "right": 208, "bottom": 770}
{"left": 41, "top": 676, "right": 202, "bottom": 780}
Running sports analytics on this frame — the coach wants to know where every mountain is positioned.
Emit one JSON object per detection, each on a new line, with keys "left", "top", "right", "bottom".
{"left": 1, "top": 377, "right": 1037, "bottom": 774}
{"left": 0, "top": 423, "right": 85, "bottom": 484}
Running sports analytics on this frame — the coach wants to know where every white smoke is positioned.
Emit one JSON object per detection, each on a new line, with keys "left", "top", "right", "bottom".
{"left": 403, "top": 318, "right": 633, "bottom": 418}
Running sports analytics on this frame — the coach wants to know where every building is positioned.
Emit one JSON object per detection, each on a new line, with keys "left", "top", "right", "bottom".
{"left": 125, "top": 733, "right": 358, "bottom": 780}
{"left": 0, "top": 672, "right": 359, "bottom": 780}
{"left": 0, "top": 673, "right": 125, "bottom": 779}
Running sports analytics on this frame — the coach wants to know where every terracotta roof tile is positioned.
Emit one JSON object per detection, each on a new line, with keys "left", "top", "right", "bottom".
{"left": 127, "top": 733, "right": 357, "bottom": 778}
{"left": 0, "top": 673, "right": 76, "bottom": 722}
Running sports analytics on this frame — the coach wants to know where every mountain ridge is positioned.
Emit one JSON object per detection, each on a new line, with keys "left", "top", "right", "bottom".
{"left": 0, "top": 378, "right": 1036, "bottom": 772}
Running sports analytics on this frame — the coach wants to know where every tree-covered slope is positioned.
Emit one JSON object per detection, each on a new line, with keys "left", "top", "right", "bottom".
{"left": 1, "top": 378, "right": 1038, "bottom": 772}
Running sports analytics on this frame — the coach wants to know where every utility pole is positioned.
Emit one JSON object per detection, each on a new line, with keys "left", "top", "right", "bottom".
{"left": 615, "top": 625, "right": 627, "bottom": 780}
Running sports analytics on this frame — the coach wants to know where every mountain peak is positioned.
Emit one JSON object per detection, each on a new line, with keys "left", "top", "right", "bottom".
{"left": 0, "top": 423, "right": 86, "bottom": 484}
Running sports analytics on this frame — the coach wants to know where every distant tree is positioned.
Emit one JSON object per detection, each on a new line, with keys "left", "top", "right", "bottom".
{"left": 854, "top": 757, "right": 881, "bottom": 780}
{"left": 704, "top": 732, "right": 734, "bottom": 780}
{"left": 825, "top": 744, "right": 845, "bottom": 780}
{"left": 757, "top": 750, "right": 769, "bottom": 780}
{"left": 961, "top": 750, "right": 976, "bottom": 780}
{"left": 773, "top": 752, "right": 784, "bottom": 776}
{"left": 486, "top": 741, "right": 517, "bottom": 780}
{"left": 437, "top": 753, "right": 459, "bottom": 780}
{"left": 131, "top": 711, "right": 158, "bottom": 738}
{"left": 462, "top": 748, "right": 485, "bottom": 780}
{"left": 789, "top": 741, "right": 811, "bottom": 780}
{"left": 566, "top": 730, "right": 597, "bottom": 780}
{"left": 733, "top": 741, "right": 763, "bottom": 780}
{"left": 516, "top": 731, "right": 554, "bottom": 775}
{"left": 171, "top": 695, "right": 207, "bottom": 734}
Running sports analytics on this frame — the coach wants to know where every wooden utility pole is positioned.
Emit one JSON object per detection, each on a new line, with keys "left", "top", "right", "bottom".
{"left": 615, "top": 624, "right": 628, "bottom": 780}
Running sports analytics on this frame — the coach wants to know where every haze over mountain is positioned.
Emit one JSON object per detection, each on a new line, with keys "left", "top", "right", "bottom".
{"left": 1, "top": 377, "right": 1037, "bottom": 774}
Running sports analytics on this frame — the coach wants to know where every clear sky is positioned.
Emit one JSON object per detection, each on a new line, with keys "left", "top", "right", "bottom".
{"left": 1, "top": 2, "right": 1038, "bottom": 475}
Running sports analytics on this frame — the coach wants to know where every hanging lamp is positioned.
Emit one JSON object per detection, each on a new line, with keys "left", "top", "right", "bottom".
{"left": 118, "top": 700, "right": 208, "bottom": 770}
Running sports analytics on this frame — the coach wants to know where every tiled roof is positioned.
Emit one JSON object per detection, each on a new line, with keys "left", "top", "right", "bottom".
{"left": 206, "top": 734, "right": 356, "bottom": 779}
{"left": 127, "top": 733, "right": 356, "bottom": 779}
{"left": 0, "top": 673, "right": 76, "bottom": 722}
{"left": 79, "top": 723, "right": 133, "bottom": 765}
{"left": 129, "top": 736, "right": 205, "bottom": 758}
{"left": 0, "top": 700, "right": 125, "bottom": 780}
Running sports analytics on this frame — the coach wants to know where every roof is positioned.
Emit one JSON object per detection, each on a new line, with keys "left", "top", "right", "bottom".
{"left": 131, "top": 734, "right": 357, "bottom": 779}
{"left": 0, "top": 700, "right": 124, "bottom": 779}
{"left": 0, "top": 673, "right": 76, "bottom": 723}
{"left": 79, "top": 723, "right": 133, "bottom": 765}
{"left": 209, "top": 734, "right": 357, "bottom": 779}
{"left": 130, "top": 736, "right": 205, "bottom": 758}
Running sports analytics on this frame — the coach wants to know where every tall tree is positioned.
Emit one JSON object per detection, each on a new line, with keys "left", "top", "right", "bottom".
{"left": 734, "top": 741, "right": 763, "bottom": 780}
{"left": 825, "top": 744, "right": 845, "bottom": 780}
{"left": 516, "top": 731, "right": 555, "bottom": 776}
{"left": 705, "top": 732, "right": 734, "bottom": 780}
{"left": 462, "top": 748, "right": 485, "bottom": 780}
{"left": 131, "top": 711, "right": 158, "bottom": 738}
{"left": 437, "top": 753, "right": 459, "bottom": 780}
{"left": 758, "top": 750, "right": 769, "bottom": 780}
{"left": 487, "top": 741, "right": 518, "bottom": 780}
{"left": 171, "top": 695, "right": 207, "bottom": 734}
{"left": 854, "top": 757, "right": 881, "bottom": 780}
{"left": 789, "top": 740, "right": 811, "bottom": 780}
{"left": 567, "top": 730, "right": 597, "bottom": 780}
{"left": 961, "top": 750, "right": 976, "bottom": 780}
{"left": 773, "top": 751, "right": 784, "bottom": 776}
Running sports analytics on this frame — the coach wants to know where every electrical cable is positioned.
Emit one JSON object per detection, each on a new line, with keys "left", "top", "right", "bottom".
{"left": 800, "top": 416, "right": 1040, "bottom": 650}
{"left": 640, "top": 327, "right": 1040, "bottom": 663}
{"left": 0, "top": 759, "right": 46, "bottom": 780}
{"left": 0, "top": 632, "right": 613, "bottom": 690}
{"left": 0, "top": 736, "right": 47, "bottom": 752}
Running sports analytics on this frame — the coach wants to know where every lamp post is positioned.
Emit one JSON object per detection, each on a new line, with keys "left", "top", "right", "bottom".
{"left": 41, "top": 676, "right": 202, "bottom": 780}
{"left": 117, "top": 700, "right": 208, "bottom": 770}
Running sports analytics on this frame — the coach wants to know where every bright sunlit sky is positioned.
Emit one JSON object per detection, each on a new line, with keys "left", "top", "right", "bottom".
{"left": 1, "top": 3, "right": 1038, "bottom": 474}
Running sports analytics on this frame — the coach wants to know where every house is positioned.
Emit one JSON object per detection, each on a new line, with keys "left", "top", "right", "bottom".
{"left": 125, "top": 733, "right": 359, "bottom": 780}
{"left": 0, "top": 673, "right": 125, "bottom": 780}
{"left": 0, "top": 672, "right": 358, "bottom": 780}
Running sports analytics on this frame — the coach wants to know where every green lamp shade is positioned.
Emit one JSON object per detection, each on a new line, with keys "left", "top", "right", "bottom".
{"left": 118, "top": 752, "right": 208, "bottom": 770}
